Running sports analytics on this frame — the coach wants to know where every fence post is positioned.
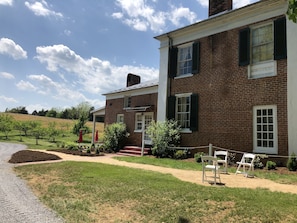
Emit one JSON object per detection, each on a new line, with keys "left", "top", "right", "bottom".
{"left": 209, "top": 143, "right": 213, "bottom": 156}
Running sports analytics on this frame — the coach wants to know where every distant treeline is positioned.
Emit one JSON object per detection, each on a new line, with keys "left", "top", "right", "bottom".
{"left": 5, "top": 102, "right": 103, "bottom": 122}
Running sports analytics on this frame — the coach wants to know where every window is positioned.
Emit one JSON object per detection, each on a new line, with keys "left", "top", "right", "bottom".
{"left": 253, "top": 105, "right": 278, "bottom": 154}
{"left": 117, "top": 114, "right": 124, "bottom": 123}
{"left": 239, "top": 17, "right": 287, "bottom": 78}
{"left": 177, "top": 45, "right": 192, "bottom": 76}
{"left": 135, "top": 113, "right": 143, "bottom": 131}
{"left": 176, "top": 95, "right": 191, "bottom": 129}
{"left": 167, "top": 94, "right": 198, "bottom": 132}
{"left": 124, "top": 96, "right": 131, "bottom": 108}
{"left": 251, "top": 24, "right": 273, "bottom": 64}
{"left": 168, "top": 42, "right": 200, "bottom": 78}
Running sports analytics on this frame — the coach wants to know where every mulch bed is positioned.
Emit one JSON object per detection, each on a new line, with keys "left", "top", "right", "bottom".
{"left": 9, "top": 150, "right": 62, "bottom": 164}
{"left": 8, "top": 149, "right": 104, "bottom": 164}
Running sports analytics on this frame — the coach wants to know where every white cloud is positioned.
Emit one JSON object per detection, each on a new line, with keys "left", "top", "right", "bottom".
{"left": 27, "top": 74, "right": 88, "bottom": 103}
{"left": 112, "top": 0, "right": 197, "bottom": 33}
{"left": 169, "top": 5, "right": 197, "bottom": 27}
{"left": 16, "top": 80, "right": 37, "bottom": 91}
{"left": 35, "top": 44, "right": 159, "bottom": 96}
{"left": 0, "top": 95, "right": 18, "bottom": 103}
{"left": 0, "top": 38, "right": 27, "bottom": 60}
{"left": 0, "top": 0, "right": 13, "bottom": 6}
{"left": 0, "top": 72, "right": 15, "bottom": 79}
{"left": 25, "top": 0, "right": 63, "bottom": 18}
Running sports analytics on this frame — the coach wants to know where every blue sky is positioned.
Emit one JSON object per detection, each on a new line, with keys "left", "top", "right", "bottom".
{"left": 0, "top": 0, "right": 258, "bottom": 113}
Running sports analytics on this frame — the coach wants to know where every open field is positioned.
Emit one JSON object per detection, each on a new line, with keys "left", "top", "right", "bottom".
{"left": 2, "top": 112, "right": 104, "bottom": 132}
{"left": 0, "top": 113, "right": 104, "bottom": 149}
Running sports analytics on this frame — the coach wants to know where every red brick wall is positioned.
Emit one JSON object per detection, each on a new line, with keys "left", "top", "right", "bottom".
{"left": 105, "top": 93, "right": 158, "bottom": 147}
{"left": 170, "top": 21, "right": 288, "bottom": 155}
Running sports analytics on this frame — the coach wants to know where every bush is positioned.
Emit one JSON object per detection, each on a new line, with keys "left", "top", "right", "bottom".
{"left": 146, "top": 120, "right": 181, "bottom": 158}
{"left": 103, "top": 123, "right": 129, "bottom": 152}
{"left": 266, "top": 160, "right": 277, "bottom": 170}
{"left": 254, "top": 155, "right": 264, "bottom": 169}
{"left": 194, "top": 152, "right": 204, "bottom": 163}
{"left": 174, "top": 150, "right": 188, "bottom": 160}
{"left": 287, "top": 153, "right": 297, "bottom": 171}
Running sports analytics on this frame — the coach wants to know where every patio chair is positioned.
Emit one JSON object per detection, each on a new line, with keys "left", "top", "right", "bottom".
{"left": 235, "top": 153, "right": 256, "bottom": 177}
{"left": 201, "top": 156, "right": 221, "bottom": 185}
{"left": 214, "top": 150, "right": 228, "bottom": 173}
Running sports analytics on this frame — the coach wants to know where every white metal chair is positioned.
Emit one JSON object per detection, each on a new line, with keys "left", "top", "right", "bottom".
{"left": 235, "top": 153, "right": 256, "bottom": 177}
{"left": 201, "top": 156, "right": 221, "bottom": 185}
{"left": 214, "top": 150, "right": 228, "bottom": 173}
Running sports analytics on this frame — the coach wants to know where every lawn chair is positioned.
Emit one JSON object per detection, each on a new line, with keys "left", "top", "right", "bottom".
{"left": 214, "top": 150, "right": 228, "bottom": 173}
{"left": 235, "top": 153, "right": 256, "bottom": 177}
{"left": 201, "top": 156, "right": 221, "bottom": 185}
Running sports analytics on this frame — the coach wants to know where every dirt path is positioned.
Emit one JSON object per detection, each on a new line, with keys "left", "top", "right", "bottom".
{"left": 29, "top": 150, "right": 297, "bottom": 194}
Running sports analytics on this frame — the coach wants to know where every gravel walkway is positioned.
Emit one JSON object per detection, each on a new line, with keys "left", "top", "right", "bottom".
{"left": 0, "top": 142, "right": 64, "bottom": 223}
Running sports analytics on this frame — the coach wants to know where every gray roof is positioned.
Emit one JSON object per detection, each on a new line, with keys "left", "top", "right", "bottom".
{"left": 103, "top": 79, "right": 158, "bottom": 95}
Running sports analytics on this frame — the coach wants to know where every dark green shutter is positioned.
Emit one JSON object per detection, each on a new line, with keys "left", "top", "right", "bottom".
{"left": 274, "top": 17, "right": 287, "bottom": 60}
{"left": 167, "top": 96, "right": 176, "bottom": 120}
{"left": 168, "top": 47, "right": 178, "bottom": 78}
{"left": 238, "top": 28, "right": 250, "bottom": 66}
{"left": 192, "top": 42, "right": 200, "bottom": 74}
{"left": 190, "top": 94, "right": 199, "bottom": 131}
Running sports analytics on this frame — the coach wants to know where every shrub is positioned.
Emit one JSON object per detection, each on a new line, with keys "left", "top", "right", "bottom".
{"left": 174, "top": 150, "right": 187, "bottom": 160}
{"left": 146, "top": 120, "right": 181, "bottom": 158}
{"left": 266, "top": 160, "right": 277, "bottom": 170}
{"left": 103, "top": 123, "right": 129, "bottom": 152}
{"left": 194, "top": 152, "right": 204, "bottom": 163}
{"left": 254, "top": 155, "right": 264, "bottom": 169}
{"left": 287, "top": 153, "right": 297, "bottom": 171}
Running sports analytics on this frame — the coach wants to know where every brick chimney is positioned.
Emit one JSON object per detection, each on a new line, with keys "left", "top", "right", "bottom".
{"left": 126, "top": 73, "right": 141, "bottom": 87}
{"left": 209, "top": 0, "right": 232, "bottom": 17}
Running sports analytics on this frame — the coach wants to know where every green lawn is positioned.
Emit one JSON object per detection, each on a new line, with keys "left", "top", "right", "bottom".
{"left": 15, "top": 161, "right": 297, "bottom": 223}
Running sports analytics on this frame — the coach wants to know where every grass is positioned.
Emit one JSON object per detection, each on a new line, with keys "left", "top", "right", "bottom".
{"left": 15, "top": 161, "right": 297, "bottom": 223}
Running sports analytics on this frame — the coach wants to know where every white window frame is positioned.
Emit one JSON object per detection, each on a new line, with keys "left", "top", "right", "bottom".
{"left": 249, "top": 22, "right": 276, "bottom": 79}
{"left": 116, "top": 114, "right": 124, "bottom": 123}
{"left": 253, "top": 105, "right": 278, "bottom": 154}
{"left": 175, "top": 93, "right": 192, "bottom": 133}
{"left": 176, "top": 43, "right": 193, "bottom": 78}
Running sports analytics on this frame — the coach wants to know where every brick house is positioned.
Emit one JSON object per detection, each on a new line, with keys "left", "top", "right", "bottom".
{"left": 155, "top": 0, "right": 297, "bottom": 156}
{"left": 103, "top": 74, "right": 158, "bottom": 147}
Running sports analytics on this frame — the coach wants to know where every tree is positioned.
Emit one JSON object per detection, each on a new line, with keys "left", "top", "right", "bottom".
{"left": 0, "top": 114, "right": 15, "bottom": 139}
{"left": 48, "top": 122, "right": 61, "bottom": 142}
{"left": 29, "top": 122, "right": 45, "bottom": 145}
{"left": 288, "top": 0, "right": 297, "bottom": 23}
{"left": 72, "top": 102, "right": 92, "bottom": 135}
{"left": 5, "top": 106, "right": 28, "bottom": 114}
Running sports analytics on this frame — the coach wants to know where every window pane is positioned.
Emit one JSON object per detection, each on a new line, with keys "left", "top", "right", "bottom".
{"left": 252, "top": 24, "right": 273, "bottom": 64}
{"left": 177, "top": 45, "right": 192, "bottom": 76}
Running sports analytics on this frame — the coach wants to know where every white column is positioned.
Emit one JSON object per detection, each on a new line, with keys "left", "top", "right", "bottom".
{"left": 157, "top": 41, "right": 170, "bottom": 122}
{"left": 287, "top": 18, "right": 297, "bottom": 155}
